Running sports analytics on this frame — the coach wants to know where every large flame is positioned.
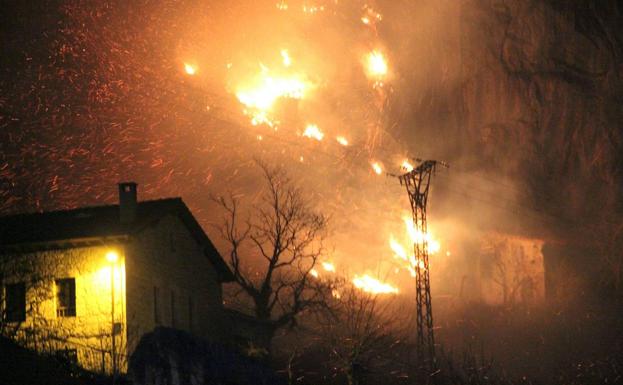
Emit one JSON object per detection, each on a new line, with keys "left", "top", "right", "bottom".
{"left": 388, "top": 215, "right": 442, "bottom": 277}
{"left": 352, "top": 275, "right": 399, "bottom": 294}
{"left": 234, "top": 52, "right": 313, "bottom": 127}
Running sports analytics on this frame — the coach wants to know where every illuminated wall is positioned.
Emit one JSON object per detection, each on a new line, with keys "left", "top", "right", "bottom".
{"left": 478, "top": 233, "right": 545, "bottom": 306}
{"left": 2, "top": 213, "right": 227, "bottom": 374}
{"left": 2, "top": 246, "right": 127, "bottom": 374}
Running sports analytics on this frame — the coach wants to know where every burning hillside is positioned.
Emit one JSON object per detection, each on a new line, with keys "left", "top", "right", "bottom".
{"left": 1, "top": 0, "right": 622, "bottom": 302}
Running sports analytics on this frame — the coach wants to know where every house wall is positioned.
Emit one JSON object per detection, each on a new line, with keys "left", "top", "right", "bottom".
{"left": 1, "top": 245, "right": 127, "bottom": 373}
{"left": 478, "top": 233, "right": 545, "bottom": 306}
{"left": 124, "top": 213, "right": 224, "bottom": 353}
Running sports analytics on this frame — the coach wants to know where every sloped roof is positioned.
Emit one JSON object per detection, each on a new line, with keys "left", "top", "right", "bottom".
{"left": 0, "top": 199, "right": 234, "bottom": 282}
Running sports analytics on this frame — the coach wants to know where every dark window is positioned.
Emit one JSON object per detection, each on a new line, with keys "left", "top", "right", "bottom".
{"left": 5, "top": 283, "right": 26, "bottom": 322}
{"left": 153, "top": 286, "right": 160, "bottom": 324}
{"left": 56, "top": 278, "right": 76, "bottom": 317}
{"left": 170, "top": 290, "right": 175, "bottom": 328}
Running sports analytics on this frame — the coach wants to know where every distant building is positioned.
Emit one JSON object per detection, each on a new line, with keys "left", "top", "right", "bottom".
{"left": 477, "top": 233, "right": 545, "bottom": 306}
{"left": 436, "top": 231, "right": 546, "bottom": 307}
{"left": 0, "top": 183, "right": 233, "bottom": 373}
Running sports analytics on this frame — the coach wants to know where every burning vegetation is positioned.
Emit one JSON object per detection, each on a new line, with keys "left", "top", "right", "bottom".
{"left": 1, "top": 0, "right": 623, "bottom": 384}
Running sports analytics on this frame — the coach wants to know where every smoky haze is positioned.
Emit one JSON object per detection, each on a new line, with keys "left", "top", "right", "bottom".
{"left": 1, "top": 0, "right": 621, "bottom": 306}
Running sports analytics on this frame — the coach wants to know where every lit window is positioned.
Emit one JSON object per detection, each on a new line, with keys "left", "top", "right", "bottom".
{"left": 5, "top": 283, "right": 26, "bottom": 322}
{"left": 56, "top": 278, "right": 76, "bottom": 317}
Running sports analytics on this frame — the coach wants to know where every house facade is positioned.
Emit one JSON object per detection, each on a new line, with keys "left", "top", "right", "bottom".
{"left": 0, "top": 183, "right": 233, "bottom": 373}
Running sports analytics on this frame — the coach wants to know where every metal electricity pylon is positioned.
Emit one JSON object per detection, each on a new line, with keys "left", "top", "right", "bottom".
{"left": 397, "top": 159, "right": 447, "bottom": 369}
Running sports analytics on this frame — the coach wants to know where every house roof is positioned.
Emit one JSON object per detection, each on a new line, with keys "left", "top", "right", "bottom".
{"left": 0, "top": 198, "right": 234, "bottom": 282}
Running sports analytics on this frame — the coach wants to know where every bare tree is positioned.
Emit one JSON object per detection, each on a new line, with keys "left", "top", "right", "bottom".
{"left": 214, "top": 163, "right": 329, "bottom": 350}
{"left": 314, "top": 283, "right": 408, "bottom": 385}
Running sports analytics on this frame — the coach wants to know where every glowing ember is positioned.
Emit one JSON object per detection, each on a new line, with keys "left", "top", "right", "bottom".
{"left": 361, "top": 17, "right": 370, "bottom": 25}
{"left": 331, "top": 289, "right": 341, "bottom": 299}
{"left": 401, "top": 160, "right": 414, "bottom": 172}
{"left": 336, "top": 136, "right": 349, "bottom": 146}
{"left": 321, "top": 261, "right": 335, "bottom": 272}
{"left": 310, "top": 269, "right": 319, "bottom": 278}
{"left": 281, "top": 49, "right": 292, "bottom": 67}
{"left": 303, "top": 124, "right": 324, "bottom": 141}
{"left": 365, "top": 50, "right": 388, "bottom": 78}
{"left": 302, "top": 4, "right": 325, "bottom": 14}
{"left": 371, "top": 161, "right": 383, "bottom": 175}
{"left": 184, "top": 63, "right": 197, "bottom": 75}
{"left": 352, "top": 275, "right": 399, "bottom": 294}
{"left": 389, "top": 237, "right": 408, "bottom": 261}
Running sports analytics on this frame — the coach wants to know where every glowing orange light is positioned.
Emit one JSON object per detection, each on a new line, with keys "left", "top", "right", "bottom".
{"left": 352, "top": 275, "right": 399, "bottom": 294}
{"left": 365, "top": 50, "right": 388, "bottom": 78}
{"left": 336, "top": 136, "right": 349, "bottom": 146}
{"left": 281, "top": 49, "right": 292, "bottom": 67}
{"left": 331, "top": 289, "right": 341, "bottom": 299}
{"left": 310, "top": 269, "right": 319, "bottom": 278}
{"left": 106, "top": 251, "right": 119, "bottom": 263}
{"left": 234, "top": 54, "right": 312, "bottom": 127}
{"left": 321, "top": 261, "right": 335, "bottom": 272}
{"left": 303, "top": 124, "right": 324, "bottom": 141}
{"left": 371, "top": 161, "right": 383, "bottom": 175}
{"left": 401, "top": 160, "right": 414, "bottom": 172}
{"left": 184, "top": 63, "right": 197, "bottom": 75}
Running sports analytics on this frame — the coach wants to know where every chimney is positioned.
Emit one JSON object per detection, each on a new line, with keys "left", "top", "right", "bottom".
{"left": 118, "top": 182, "right": 138, "bottom": 223}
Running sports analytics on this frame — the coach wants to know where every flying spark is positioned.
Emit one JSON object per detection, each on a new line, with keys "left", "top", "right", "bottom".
{"left": 336, "top": 136, "right": 349, "bottom": 146}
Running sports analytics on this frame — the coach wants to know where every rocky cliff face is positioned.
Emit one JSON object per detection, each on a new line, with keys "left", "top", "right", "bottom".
{"left": 461, "top": 0, "right": 622, "bottom": 222}
{"left": 460, "top": 0, "right": 623, "bottom": 295}
{"left": 385, "top": 0, "right": 622, "bottom": 296}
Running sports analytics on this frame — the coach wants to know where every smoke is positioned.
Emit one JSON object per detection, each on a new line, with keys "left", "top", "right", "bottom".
{"left": 1, "top": 0, "right": 622, "bottom": 301}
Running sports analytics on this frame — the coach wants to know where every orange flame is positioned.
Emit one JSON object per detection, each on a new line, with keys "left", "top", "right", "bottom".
{"left": 371, "top": 161, "right": 383, "bottom": 175}
{"left": 184, "top": 63, "right": 197, "bottom": 75}
{"left": 321, "top": 261, "right": 335, "bottom": 272}
{"left": 336, "top": 136, "right": 349, "bottom": 146}
{"left": 401, "top": 159, "right": 414, "bottom": 172}
{"left": 234, "top": 52, "right": 312, "bottom": 127}
{"left": 352, "top": 275, "right": 399, "bottom": 294}
{"left": 365, "top": 50, "right": 388, "bottom": 78}
{"left": 303, "top": 124, "right": 324, "bottom": 141}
